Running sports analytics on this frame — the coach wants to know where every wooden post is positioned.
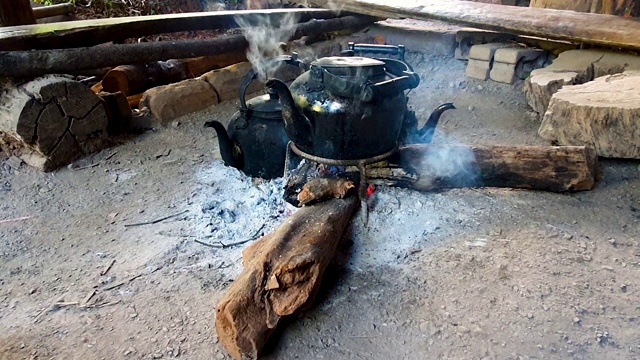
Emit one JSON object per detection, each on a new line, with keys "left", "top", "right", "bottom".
{"left": 0, "top": 0, "right": 36, "bottom": 26}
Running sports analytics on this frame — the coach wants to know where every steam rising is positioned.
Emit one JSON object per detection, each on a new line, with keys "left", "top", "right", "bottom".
{"left": 234, "top": 1, "right": 300, "bottom": 80}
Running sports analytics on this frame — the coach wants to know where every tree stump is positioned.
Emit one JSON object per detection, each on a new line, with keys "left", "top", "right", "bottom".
{"left": 539, "top": 70, "right": 640, "bottom": 159}
{"left": 0, "top": 76, "right": 109, "bottom": 171}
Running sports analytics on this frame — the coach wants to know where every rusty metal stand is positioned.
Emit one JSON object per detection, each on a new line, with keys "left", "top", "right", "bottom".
{"left": 284, "top": 141, "right": 398, "bottom": 224}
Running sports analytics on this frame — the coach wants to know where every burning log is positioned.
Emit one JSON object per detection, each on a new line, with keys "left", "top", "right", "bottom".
{"left": 216, "top": 195, "right": 359, "bottom": 360}
{"left": 101, "top": 52, "right": 247, "bottom": 96}
{"left": 0, "top": 15, "right": 376, "bottom": 78}
{"left": 297, "top": 0, "right": 640, "bottom": 51}
{"left": 297, "top": 178, "right": 356, "bottom": 205}
{"left": 368, "top": 144, "right": 598, "bottom": 192}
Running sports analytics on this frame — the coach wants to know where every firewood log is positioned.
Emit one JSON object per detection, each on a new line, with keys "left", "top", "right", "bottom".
{"left": 297, "top": 178, "right": 356, "bottom": 206}
{"left": 0, "top": 76, "right": 109, "bottom": 171}
{"left": 215, "top": 195, "right": 359, "bottom": 360}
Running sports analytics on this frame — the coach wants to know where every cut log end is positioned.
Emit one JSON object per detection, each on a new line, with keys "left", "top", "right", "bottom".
{"left": 0, "top": 75, "right": 110, "bottom": 171}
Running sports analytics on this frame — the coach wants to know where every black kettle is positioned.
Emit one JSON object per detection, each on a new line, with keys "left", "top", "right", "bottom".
{"left": 266, "top": 43, "right": 456, "bottom": 161}
{"left": 205, "top": 54, "right": 306, "bottom": 179}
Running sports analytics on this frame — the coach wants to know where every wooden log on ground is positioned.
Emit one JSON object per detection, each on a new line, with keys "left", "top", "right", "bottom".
{"left": 0, "top": 76, "right": 109, "bottom": 171}
{"left": 367, "top": 144, "right": 598, "bottom": 192}
{"left": 296, "top": 0, "right": 640, "bottom": 51}
{"left": 0, "top": 8, "right": 339, "bottom": 51}
{"left": 32, "top": 3, "right": 74, "bottom": 19}
{"left": 101, "top": 52, "right": 247, "bottom": 95}
{"left": 0, "top": 15, "right": 375, "bottom": 78}
{"left": 216, "top": 195, "right": 359, "bottom": 360}
{"left": 0, "top": 0, "right": 36, "bottom": 26}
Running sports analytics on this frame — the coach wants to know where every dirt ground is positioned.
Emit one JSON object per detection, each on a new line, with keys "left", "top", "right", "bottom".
{"left": 2, "top": 27, "right": 640, "bottom": 360}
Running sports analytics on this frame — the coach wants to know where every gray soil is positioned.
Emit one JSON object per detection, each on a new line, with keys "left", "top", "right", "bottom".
{"left": 2, "top": 32, "right": 640, "bottom": 360}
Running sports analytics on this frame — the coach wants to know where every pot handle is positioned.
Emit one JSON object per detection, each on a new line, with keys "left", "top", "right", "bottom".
{"left": 239, "top": 53, "right": 307, "bottom": 113}
{"left": 318, "top": 65, "right": 419, "bottom": 102}
{"left": 344, "top": 42, "right": 407, "bottom": 63}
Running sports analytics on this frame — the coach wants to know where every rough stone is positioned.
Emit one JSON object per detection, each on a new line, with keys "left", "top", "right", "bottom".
{"left": 525, "top": 50, "right": 640, "bottom": 119}
{"left": 539, "top": 71, "right": 640, "bottom": 159}
{"left": 140, "top": 78, "right": 218, "bottom": 125}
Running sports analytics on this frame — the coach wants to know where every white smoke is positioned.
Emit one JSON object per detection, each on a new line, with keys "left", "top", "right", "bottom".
{"left": 234, "top": 0, "right": 300, "bottom": 80}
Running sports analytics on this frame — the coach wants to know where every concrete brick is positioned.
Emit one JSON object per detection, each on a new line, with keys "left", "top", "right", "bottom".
{"left": 490, "top": 62, "right": 517, "bottom": 84}
{"left": 468, "top": 43, "right": 513, "bottom": 61}
{"left": 465, "top": 59, "right": 492, "bottom": 80}
{"left": 493, "top": 47, "right": 547, "bottom": 64}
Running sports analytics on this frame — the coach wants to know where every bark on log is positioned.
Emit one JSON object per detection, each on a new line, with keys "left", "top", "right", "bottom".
{"left": 367, "top": 144, "right": 598, "bottom": 192}
{"left": 215, "top": 196, "right": 359, "bottom": 360}
{"left": 32, "top": 3, "right": 74, "bottom": 19}
{"left": 0, "top": 15, "right": 375, "bottom": 78}
{"left": 0, "top": 8, "right": 339, "bottom": 51}
{"left": 0, "top": 76, "right": 109, "bottom": 171}
{"left": 0, "top": 0, "right": 35, "bottom": 26}
{"left": 296, "top": 0, "right": 640, "bottom": 51}
{"left": 101, "top": 52, "right": 247, "bottom": 95}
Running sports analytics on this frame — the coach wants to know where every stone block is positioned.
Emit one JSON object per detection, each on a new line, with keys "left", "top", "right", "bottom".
{"left": 465, "top": 59, "right": 492, "bottom": 80}
{"left": 539, "top": 71, "right": 640, "bottom": 159}
{"left": 201, "top": 62, "right": 259, "bottom": 102}
{"left": 140, "top": 78, "right": 218, "bottom": 125}
{"left": 468, "top": 43, "right": 513, "bottom": 61}
{"left": 490, "top": 62, "right": 517, "bottom": 84}
{"left": 493, "top": 47, "right": 547, "bottom": 65}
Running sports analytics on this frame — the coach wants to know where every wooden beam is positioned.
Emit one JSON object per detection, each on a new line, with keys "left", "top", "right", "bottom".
{"left": 33, "top": 3, "right": 74, "bottom": 19}
{"left": 0, "top": 0, "right": 36, "bottom": 26}
{"left": 0, "top": 15, "right": 375, "bottom": 78}
{"left": 296, "top": 0, "right": 640, "bottom": 51}
{"left": 0, "top": 8, "right": 340, "bottom": 50}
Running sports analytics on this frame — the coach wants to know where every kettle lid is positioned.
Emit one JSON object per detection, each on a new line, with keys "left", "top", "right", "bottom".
{"left": 245, "top": 89, "right": 282, "bottom": 119}
{"left": 311, "top": 56, "right": 386, "bottom": 78}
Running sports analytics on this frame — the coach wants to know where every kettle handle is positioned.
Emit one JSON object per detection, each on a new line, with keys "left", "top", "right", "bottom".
{"left": 239, "top": 53, "right": 307, "bottom": 114}
{"left": 343, "top": 42, "right": 407, "bottom": 63}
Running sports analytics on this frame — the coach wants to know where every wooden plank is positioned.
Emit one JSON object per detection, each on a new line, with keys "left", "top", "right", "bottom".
{"left": 0, "top": 8, "right": 339, "bottom": 50}
{"left": 0, "top": 15, "right": 375, "bottom": 77}
{"left": 0, "top": 0, "right": 36, "bottom": 26}
{"left": 33, "top": 3, "right": 74, "bottom": 19}
{"left": 296, "top": 0, "right": 640, "bottom": 51}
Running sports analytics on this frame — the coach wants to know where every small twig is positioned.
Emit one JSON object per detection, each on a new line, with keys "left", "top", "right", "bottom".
{"left": 101, "top": 259, "right": 116, "bottom": 276}
{"left": 96, "top": 300, "right": 121, "bottom": 308}
{"left": 195, "top": 224, "right": 267, "bottom": 249}
{"left": 124, "top": 210, "right": 189, "bottom": 228}
{"left": 74, "top": 163, "right": 100, "bottom": 171}
{"left": 104, "top": 151, "right": 118, "bottom": 161}
{"left": 53, "top": 301, "right": 79, "bottom": 307}
{"left": 0, "top": 216, "right": 32, "bottom": 224}
{"left": 83, "top": 290, "right": 97, "bottom": 306}
{"left": 103, "top": 274, "right": 143, "bottom": 291}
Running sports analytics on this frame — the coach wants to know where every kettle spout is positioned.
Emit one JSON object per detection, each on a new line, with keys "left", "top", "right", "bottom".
{"left": 204, "top": 120, "right": 243, "bottom": 170}
{"left": 265, "top": 79, "right": 312, "bottom": 147}
{"left": 418, "top": 103, "right": 456, "bottom": 143}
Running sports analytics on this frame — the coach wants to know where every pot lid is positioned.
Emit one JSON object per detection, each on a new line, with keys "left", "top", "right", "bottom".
{"left": 311, "top": 56, "right": 386, "bottom": 78}
{"left": 311, "top": 56, "right": 385, "bottom": 68}
{"left": 245, "top": 90, "right": 282, "bottom": 117}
